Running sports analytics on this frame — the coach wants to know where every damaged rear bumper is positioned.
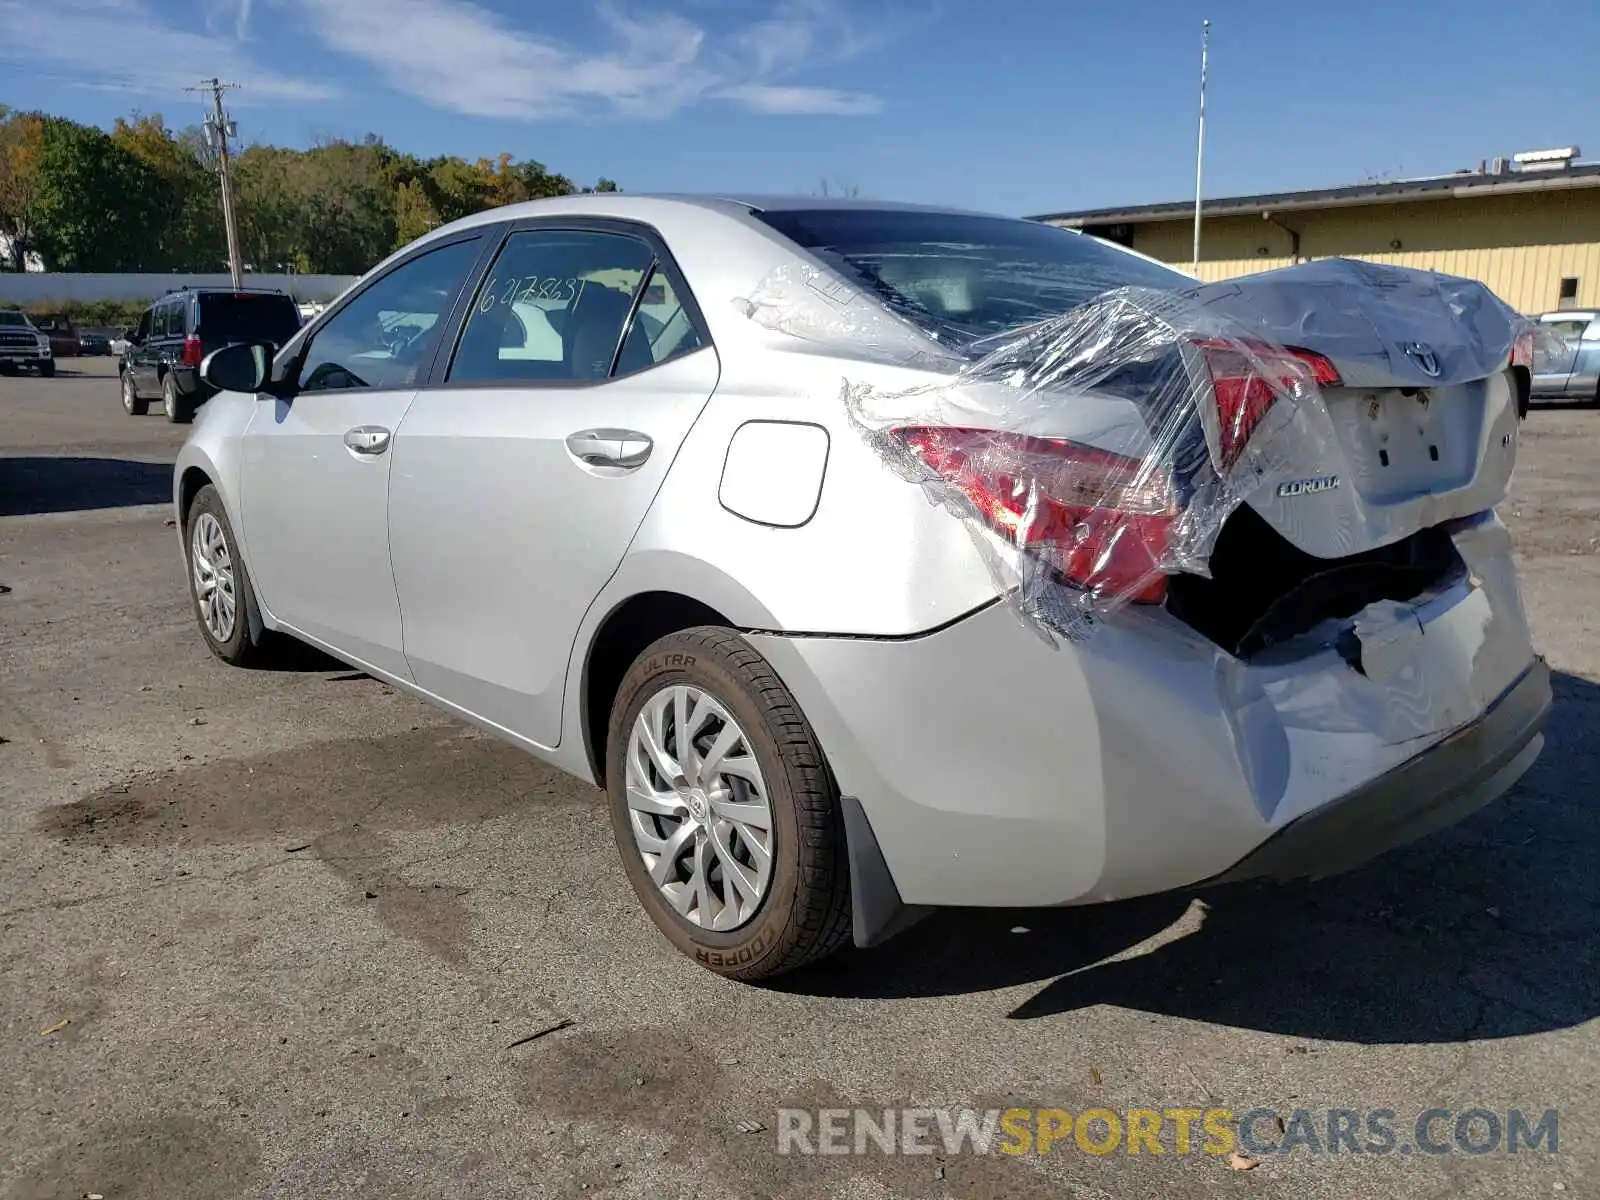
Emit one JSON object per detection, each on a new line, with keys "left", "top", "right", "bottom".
{"left": 750, "top": 514, "right": 1545, "bottom": 922}
{"left": 1207, "top": 656, "right": 1549, "bottom": 886}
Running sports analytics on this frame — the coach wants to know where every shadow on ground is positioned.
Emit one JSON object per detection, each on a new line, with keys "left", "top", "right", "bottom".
{"left": 780, "top": 670, "right": 1600, "bottom": 1046}
{"left": 0, "top": 456, "right": 170, "bottom": 516}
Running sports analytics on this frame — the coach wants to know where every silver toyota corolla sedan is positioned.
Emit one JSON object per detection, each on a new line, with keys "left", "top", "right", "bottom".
{"left": 174, "top": 195, "right": 1551, "bottom": 980}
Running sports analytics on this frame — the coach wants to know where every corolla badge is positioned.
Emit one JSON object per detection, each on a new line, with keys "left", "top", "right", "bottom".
{"left": 1277, "top": 475, "right": 1341, "bottom": 498}
{"left": 1402, "top": 340, "right": 1442, "bottom": 377}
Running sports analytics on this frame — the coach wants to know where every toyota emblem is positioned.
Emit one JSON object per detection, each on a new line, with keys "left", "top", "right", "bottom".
{"left": 1402, "top": 341, "right": 1442, "bottom": 378}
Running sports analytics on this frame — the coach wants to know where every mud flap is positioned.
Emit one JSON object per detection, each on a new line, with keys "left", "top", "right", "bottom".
{"left": 841, "top": 795, "right": 933, "bottom": 948}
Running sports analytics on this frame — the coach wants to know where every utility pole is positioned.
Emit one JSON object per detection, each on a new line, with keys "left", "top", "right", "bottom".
{"left": 189, "top": 78, "right": 243, "bottom": 288}
{"left": 1192, "top": 19, "right": 1210, "bottom": 273}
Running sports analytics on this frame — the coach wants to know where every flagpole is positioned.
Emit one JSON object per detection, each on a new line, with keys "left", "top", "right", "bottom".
{"left": 1192, "top": 19, "right": 1210, "bottom": 272}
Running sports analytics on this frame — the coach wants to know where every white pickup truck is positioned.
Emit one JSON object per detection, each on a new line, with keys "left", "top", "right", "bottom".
{"left": 0, "top": 309, "right": 55, "bottom": 377}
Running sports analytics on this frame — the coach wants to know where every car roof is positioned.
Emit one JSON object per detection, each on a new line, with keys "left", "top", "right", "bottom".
{"left": 1535, "top": 310, "right": 1599, "bottom": 320}
{"left": 424, "top": 192, "right": 1007, "bottom": 242}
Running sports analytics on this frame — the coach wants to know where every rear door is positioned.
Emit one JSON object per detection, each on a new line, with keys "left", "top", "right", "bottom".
{"left": 131, "top": 302, "right": 167, "bottom": 392}
{"left": 387, "top": 219, "right": 719, "bottom": 747}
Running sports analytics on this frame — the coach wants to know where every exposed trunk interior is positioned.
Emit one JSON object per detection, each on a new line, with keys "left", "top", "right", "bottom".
{"left": 1166, "top": 504, "right": 1464, "bottom": 660}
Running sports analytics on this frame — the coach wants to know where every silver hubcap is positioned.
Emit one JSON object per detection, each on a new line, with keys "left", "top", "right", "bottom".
{"left": 190, "top": 512, "right": 237, "bottom": 643}
{"left": 625, "top": 684, "right": 774, "bottom": 931}
{"left": 122, "top": 374, "right": 134, "bottom": 411}
{"left": 163, "top": 382, "right": 174, "bottom": 417}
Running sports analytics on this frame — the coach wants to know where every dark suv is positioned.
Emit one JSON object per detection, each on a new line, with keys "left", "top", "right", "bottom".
{"left": 120, "top": 288, "right": 303, "bottom": 422}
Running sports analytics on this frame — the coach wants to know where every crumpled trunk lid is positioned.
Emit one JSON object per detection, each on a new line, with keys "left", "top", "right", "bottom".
{"left": 1184, "top": 258, "right": 1525, "bottom": 561}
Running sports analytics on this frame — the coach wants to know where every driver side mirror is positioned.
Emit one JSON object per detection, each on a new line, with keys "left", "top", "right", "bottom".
{"left": 201, "top": 341, "right": 275, "bottom": 394}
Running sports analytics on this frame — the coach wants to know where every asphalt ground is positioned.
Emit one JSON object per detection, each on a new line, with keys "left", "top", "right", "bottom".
{"left": 2, "top": 358, "right": 1597, "bottom": 1199}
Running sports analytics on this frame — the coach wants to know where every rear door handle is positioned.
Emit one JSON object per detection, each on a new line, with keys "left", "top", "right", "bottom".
{"left": 565, "top": 428, "right": 653, "bottom": 470}
{"left": 344, "top": 425, "right": 391, "bottom": 455}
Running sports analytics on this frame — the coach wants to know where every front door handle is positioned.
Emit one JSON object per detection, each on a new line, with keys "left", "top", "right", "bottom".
{"left": 565, "top": 428, "right": 653, "bottom": 470}
{"left": 344, "top": 425, "right": 391, "bottom": 455}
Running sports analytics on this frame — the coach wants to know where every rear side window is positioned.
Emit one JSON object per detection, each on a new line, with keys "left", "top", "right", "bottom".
{"left": 448, "top": 229, "right": 662, "bottom": 385}
{"left": 197, "top": 294, "right": 301, "bottom": 345}
{"left": 753, "top": 208, "right": 1190, "bottom": 342}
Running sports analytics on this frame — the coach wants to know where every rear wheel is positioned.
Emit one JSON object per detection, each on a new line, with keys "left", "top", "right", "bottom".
{"left": 163, "top": 374, "right": 194, "bottom": 424}
{"left": 606, "top": 627, "right": 852, "bottom": 981}
{"left": 121, "top": 369, "right": 148, "bottom": 415}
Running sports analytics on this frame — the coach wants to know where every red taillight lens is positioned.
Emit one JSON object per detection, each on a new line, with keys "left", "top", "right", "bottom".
{"left": 1193, "top": 339, "right": 1341, "bottom": 468}
{"left": 181, "top": 336, "right": 203, "bottom": 367}
{"left": 889, "top": 426, "right": 1177, "bottom": 605}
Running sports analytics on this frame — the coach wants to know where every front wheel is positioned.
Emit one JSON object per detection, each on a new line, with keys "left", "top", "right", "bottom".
{"left": 121, "top": 369, "right": 148, "bottom": 415}
{"left": 606, "top": 627, "right": 852, "bottom": 981}
{"left": 37, "top": 360, "right": 55, "bottom": 378}
{"left": 184, "top": 485, "right": 267, "bottom": 666}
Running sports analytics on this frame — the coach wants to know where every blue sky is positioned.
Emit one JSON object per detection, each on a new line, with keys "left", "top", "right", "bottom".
{"left": 2, "top": 0, "right": 1596, "bottom": 217}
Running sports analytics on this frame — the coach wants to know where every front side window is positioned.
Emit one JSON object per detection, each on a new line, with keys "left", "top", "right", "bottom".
{"left": 297, "top": 237, "right": 481, "bottom": 393}
{"left": 448, "top": 229, "right": 658, "bottom": 385}
{"left": 753, "top": 208, "right": 1192, "bottom": 343}
{"left": 1545, "top": 319, "right": 1589, "bottom": 346}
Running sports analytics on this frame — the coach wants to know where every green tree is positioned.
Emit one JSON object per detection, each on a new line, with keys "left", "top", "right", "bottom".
{"left": 0, "top": 110, "right": 45, "bottom": 271}
{"left": 31, "top": 117, "right": 169, "bottom": 270}
{"left": 111, "top": 112, "right": 224, "bottom": 270}
{"left": 394, "top": 178, "right": 441, "bottom": 245}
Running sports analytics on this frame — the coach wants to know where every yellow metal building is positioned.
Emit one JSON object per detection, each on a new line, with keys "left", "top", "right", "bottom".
{"left": 1032, "top": 154, "right": 1600, "bottom": 316}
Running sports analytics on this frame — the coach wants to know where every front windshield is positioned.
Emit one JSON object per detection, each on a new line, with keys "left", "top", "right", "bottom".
{"left": 0, "top": 312, "right": 28, "bottom": 327}
{"left": 753, "top": 208, "right": 1191, "bottom": 341}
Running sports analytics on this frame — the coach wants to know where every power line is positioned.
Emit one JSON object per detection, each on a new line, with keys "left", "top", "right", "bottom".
{"left": 187, "top": 77, "right": 244, "bottom": 288}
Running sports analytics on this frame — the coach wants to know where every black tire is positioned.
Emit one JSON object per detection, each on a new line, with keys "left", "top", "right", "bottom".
{"left": 38, "top": 360, "right": 55, "bottom": 378}
{"left": 121, "top": 368, "right": 148, "bottom": 415}
{"left": 163, "top": 374, "right": 194, "bottom": 424}
{"left": 606, "top": 627, "right": 852, "bottom": 981}
{"left": 0, "top": 361, "right": 16, "bottom": 376}
{"left": 184, "top": 484, "right": 268, "bottom": 667}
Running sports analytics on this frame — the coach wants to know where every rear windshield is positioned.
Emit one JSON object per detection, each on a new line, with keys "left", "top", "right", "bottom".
{"left": 753, "top": 208, "right": 1191, "bottom": 341}
{"left": 196, "top": 294, "right": 302, "bottom": 344}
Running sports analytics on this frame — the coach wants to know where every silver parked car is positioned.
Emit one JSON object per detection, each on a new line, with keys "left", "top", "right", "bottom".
{"left": 174, "top": 196, "right": 1550, "bottom": 980}
{"left": 1530, "top": 309, "right": 1600, "bottom": 403}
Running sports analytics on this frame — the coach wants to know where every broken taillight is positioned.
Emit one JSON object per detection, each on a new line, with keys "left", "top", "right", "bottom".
{"left": 1511, "top": 328, "right": 1535, "bottom": 368}
{"left": 888, "top": 426, "right": 1178, "bottom": 605}
{"left": 1194, "top": 339, "right": 1341, "bottom": 468}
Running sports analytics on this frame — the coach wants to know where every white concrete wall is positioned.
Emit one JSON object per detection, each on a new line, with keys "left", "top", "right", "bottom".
{"left": 0, "top": 273, "right": 358, "bottom": 305}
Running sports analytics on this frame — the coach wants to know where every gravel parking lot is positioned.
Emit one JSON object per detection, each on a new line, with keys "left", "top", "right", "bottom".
{"left": 2, "top": 358, "right": 1597, "bottom": 1199}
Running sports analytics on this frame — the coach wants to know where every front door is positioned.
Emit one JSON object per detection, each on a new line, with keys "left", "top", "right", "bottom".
{"left": 1534, "top": 316, "right": 1587, "bottom": 396}
{"left": 238, "top": 234, "right": 486, "bottom": 677}
{"left": 388, "top": 223, "right": 719, "bottom": 747}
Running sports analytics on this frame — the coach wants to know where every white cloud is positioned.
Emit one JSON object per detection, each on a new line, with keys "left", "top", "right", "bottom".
{"left": 719, "top": 85, "right": 881, "bottom": 116}
{"left": 290, "top": 0, "right": 901, "bottom": 119}
{"left": 202, "top": 0, "right": 253, "bottom": 41}
{"left": 0, "top": 0, "right": 333, "bottom": 102}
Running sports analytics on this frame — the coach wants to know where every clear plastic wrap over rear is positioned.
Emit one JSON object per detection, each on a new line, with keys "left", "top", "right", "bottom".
{"left": 738, "top": 249, "right": 1551, "bottom": 642}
